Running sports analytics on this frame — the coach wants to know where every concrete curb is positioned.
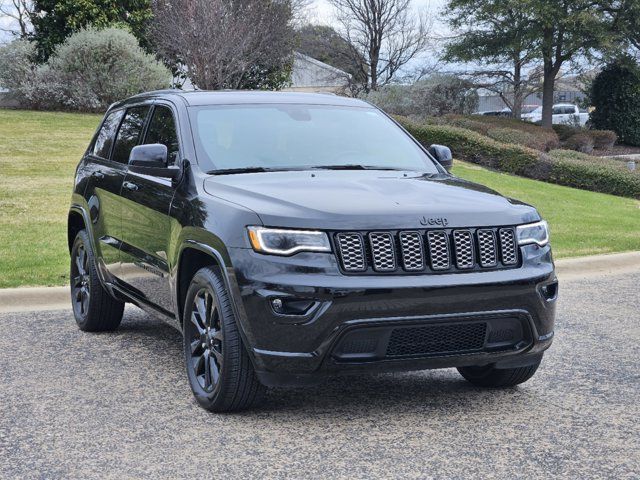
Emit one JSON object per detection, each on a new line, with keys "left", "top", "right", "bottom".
{"left": 555, "top": 251, "right": 640, "bottom": 281}
{"left": 1, "top": 251, "right": 639, "bottom": 313}
{"left": 0, "top": 286, "right": 70, "bottom": 313}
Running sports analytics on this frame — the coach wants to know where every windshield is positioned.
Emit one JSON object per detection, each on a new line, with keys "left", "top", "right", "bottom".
{"left": 189, "top": 104, "right": 439, "bottom": 174}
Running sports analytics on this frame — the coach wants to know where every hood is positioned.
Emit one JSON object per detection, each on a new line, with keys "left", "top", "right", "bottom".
{"left": 203, "top": 170, "right": 540, "bottom": 230}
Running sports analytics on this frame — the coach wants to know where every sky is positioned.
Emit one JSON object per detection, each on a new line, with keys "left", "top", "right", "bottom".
{"left": 302, "top": 0, "right": 452, "bottom": 75}
{"left": 304, "top": 0, "right": 450, "bottom": 34}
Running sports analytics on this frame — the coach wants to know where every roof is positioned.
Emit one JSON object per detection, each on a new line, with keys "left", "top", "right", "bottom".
{"left": 292, "top": 52, "right": 350, "bottom": 81}
{"left": 119, "top": 90, "right": 368, "bottom": 108}
{"left": 289, "top": 53, "right": 350, "bottom": 89}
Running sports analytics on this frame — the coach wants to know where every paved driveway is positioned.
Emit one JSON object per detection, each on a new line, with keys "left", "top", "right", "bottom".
{"left": 1, "top": 272, "right": 638, "bottom": 479}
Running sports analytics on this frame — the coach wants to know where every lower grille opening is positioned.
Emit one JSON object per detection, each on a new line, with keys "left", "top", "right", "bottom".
{"left": 386, "top": 322, "right": 487, "bottom": 357}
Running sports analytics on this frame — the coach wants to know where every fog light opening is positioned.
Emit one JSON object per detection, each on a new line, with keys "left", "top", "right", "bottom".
{"left": 540, "top": 281, "right": 558, "bottom": 301}
{"left": 269, "top": 297, "right": 316, "bottom": 316}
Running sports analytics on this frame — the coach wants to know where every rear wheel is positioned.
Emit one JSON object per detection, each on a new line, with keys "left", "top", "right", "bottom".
{"left": 70, "top": 229, "right": 124, "bottom": 332}
{"left": 183, "top": 266, "right": 265, "bottom": 412}
{"left": 457, "top": 360, "right": 541, "bottom": 388}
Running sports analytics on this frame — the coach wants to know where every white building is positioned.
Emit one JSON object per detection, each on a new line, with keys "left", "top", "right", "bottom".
{"left": 285, "top": 52, "right": 351, "bottom": 93}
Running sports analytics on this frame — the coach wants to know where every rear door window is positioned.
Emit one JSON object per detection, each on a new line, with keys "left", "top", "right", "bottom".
{"left": 144, "top": 106, "right": 180, "bottom": 165}
{"left": 93, "top": 110, "right": 125, "bottom": 159}
{"left": 111, "top": 106, "right": 151, "bottom": 164}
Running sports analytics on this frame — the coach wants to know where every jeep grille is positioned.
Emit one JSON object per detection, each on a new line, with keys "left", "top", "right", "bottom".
{"left": 334, "top": 228, "right": 519, "bottom": 274}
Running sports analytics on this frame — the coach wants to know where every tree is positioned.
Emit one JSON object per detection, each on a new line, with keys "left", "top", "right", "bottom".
{"left": 0, "top": 0, "right": 34, "bottom": 37}
{"left": 151, "top": 0, "right": 294, "bottom": 90}
{"left": 521, "top": 0, "right": 614, "bottom": 127}
{"left": 296, "top": 24, "right": 367, "bottom": 88}
{"left": 29, "top": 0, "right": 152, "bottom": 61}
{"left": 328, "top": 0, "right": 431, "bottom": 92}
{"left": 590, "top": 56, "right": 640, "bottom": 146}
{"left": 610, "top": 0, "right": 640, "bottom": 52}
{"left": 443, "top": 0, "right": 541, "bottom": 119}
{"left": 444, "top": 0, "right": 616, "bottom": 126}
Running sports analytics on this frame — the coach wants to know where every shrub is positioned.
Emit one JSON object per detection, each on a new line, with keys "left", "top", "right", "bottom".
{"left": 365, "top": 75, "right": 479, "bottom": 118}
{"left": 395, "top": 118, "right": 543, "bottom": 175}
{"left": 589, "top": 130, "right": 618, "bottom": 150}
{"left": 0, "top": 40, "right": 38, "bottom": 106}
{"left": 396, "top": 116, "right": 640, "bottom": 199}
{"left": 552, "top": 125, "right": 617, "bottom": 150}
{"left": 590, "top": 56, "right": 640, "bottom": 146}
{"left": 564, "top": 133, "right": 595, "bottom": 154}
{"left": 552, "top": 124, "right": 582, "bottom": 141}
{"left": 436, "top": 115, "right": 491, "bottom": 135}
{"left": 42, "top": 26, "right": 171, "bottom": 111}
{"left": 548, "top": 150, "right": 640, "bottom": 198}
{"left": 0, "top": 27, "right": 172, "bottom": 112}
{"left": 486, "top": 127, "right": 546, "bottom": 152}
{"left": 437, "top": 114, "right": 559, "bottom": 151}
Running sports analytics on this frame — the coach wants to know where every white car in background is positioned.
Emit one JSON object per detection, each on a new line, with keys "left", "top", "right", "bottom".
{"left": 521, "top": 103, "right": 589, "bottom": 126}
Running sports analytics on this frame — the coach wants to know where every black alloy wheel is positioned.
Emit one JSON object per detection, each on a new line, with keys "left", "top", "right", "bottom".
{"left": 182, "top": 266, "right": 265, "bottom": 412}
{"left": 185, "top": 287, "right": 224, "bottom": 394}
{"left": 71, "top": 243, "right": 91, "bottom": 319}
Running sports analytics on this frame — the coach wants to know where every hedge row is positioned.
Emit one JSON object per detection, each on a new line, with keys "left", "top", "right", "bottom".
{"left": 552, "top": 124, "right": 618, "bottom": 150}
{"left": 433, "top": 114, "right": 560, "bottom": 152}
{"left": 397, "top": 117, "right": 640, "bottom": 199}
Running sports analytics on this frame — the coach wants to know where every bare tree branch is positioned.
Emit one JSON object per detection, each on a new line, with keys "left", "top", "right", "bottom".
{"left": 0, "top": 0, "right": 33, "bottom": 38}
{"left": 151, "top": 0, "right": 295, "bottom": 90}
{"left": 328, "top": 0, "right": 431, "bottom": 91}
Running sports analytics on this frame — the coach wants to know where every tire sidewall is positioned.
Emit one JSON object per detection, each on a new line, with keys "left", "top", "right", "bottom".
{"left": 182, "top": 268, "right": 234, "bottom": 410}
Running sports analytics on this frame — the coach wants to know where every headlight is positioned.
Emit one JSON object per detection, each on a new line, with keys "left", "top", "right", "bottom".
{"left": 247, "top": 226, "right": 331, "bottom": 255}
{"left": 516, "top": 220, "right": 549, "bottom": 247}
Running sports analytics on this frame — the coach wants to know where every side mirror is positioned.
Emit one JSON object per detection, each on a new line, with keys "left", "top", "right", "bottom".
{"left": 428, "top": 144, "right": 453, "bottom": 172}
{"left": 128, "top": 144, "right": 180, "bottom": 179}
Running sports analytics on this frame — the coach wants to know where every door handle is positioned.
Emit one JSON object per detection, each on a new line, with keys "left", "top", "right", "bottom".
{"left": 123, "top": 181, "right": 139, "bottom": 191}
{"left": 92, "top": 170, "right": 105, "bottom": 179}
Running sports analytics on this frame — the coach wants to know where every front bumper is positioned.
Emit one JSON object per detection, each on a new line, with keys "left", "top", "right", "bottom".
{"left": 227, "top": 244, "right": 557, "bottom": 387}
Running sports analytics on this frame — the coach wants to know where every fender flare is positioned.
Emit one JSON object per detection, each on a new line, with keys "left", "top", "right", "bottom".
{"left": 175, "top": 239, "right": 260, "bottom": 368}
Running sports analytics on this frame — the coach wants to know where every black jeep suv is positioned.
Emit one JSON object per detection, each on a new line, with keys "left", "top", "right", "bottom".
{"left": 68, "top": 91, "right": 557, "bottom": 411}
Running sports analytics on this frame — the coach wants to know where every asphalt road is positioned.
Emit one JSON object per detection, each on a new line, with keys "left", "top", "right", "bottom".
{"left": 1, "top": 272, "right": 639, "bottom": 479}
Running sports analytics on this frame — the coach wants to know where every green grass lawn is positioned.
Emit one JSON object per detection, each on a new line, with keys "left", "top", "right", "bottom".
{"left": 0, "top": 109, "right": 101, "bottom": 288}
{"left": 1, "top": 109, "right": 639, "bottom": 288}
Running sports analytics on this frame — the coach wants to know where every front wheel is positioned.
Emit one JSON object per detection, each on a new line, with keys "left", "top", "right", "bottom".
{"left": 457, "top": 359, "right": 542, "bottom": 388}
{"left": 182, "top": 266, "right": 265, "bottom": 412}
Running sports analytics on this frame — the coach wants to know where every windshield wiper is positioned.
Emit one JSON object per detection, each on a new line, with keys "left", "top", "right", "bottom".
{"left": 207, "top": 166, "right": 291, "bottom": 175}
{"left": 310, "top": 164, "right": 403, "bottom": 171}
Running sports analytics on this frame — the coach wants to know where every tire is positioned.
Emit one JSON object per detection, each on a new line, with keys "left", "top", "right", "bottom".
{"left": 457, "top": 360, "right": 541, "bottom": 388}
{"left": 182, "top": 266, "right": 265, "bottom": 412}
{"left": 70, "top": 229, "right": 124, "bottom": 332}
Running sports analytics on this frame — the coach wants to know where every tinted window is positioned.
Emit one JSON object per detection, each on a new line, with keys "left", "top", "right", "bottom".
{"left": 191, "top": 105, "right": 439, "bottom": 174}
{"left": 144, "top": 106, "right": 179, "bottom": 165}
{"left": 112, "top": 106, "right": 150, "bottom": 164}
{"left": 552, "top": 106, "right": 563, "bottom": 115}
{"left": 93, "top": 110, "right": 125, "bottom": 159}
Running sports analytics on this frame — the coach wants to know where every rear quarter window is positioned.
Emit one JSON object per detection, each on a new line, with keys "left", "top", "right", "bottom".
{"left": 93, "top": 110, "right": 125, "bottom": 159}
